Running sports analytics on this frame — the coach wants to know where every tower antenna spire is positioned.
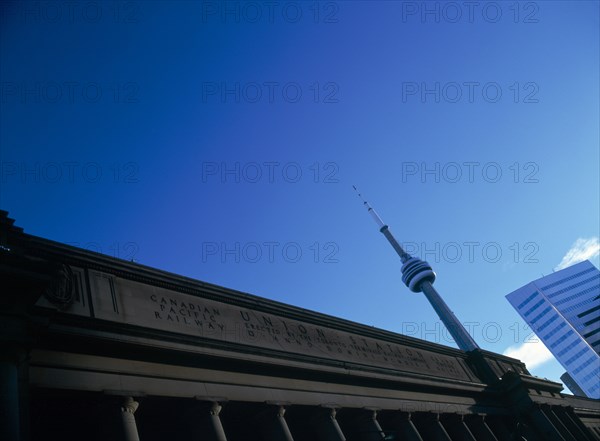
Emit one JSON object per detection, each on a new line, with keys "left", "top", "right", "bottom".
{"left": 354, "top": 186, "right": 479, "bottom": 352}
{"left": 353, "top": 185, "right": 411, "bottom": 262}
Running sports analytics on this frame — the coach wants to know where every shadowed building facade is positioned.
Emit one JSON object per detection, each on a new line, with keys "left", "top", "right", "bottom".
{"left": 1, "top": 210, "right": 599, "bottom": 441}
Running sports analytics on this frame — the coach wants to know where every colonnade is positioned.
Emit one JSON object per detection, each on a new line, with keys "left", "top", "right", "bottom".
{"left": 100, "top": 396, "right": 598, "bottom": 441}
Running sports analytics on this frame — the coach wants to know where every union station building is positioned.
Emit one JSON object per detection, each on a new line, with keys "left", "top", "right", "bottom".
{"left": 1, "top": 210, "right": 599, "bottom": 440}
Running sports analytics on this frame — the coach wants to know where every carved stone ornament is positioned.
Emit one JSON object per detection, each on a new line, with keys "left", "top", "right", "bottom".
{"left": 43, "top": 264, "right": 75, "bottom": 309}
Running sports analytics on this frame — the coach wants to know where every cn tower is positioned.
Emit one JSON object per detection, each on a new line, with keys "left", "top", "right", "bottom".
{"left": 354, "top": 186, "right": 479, "bottom": 352}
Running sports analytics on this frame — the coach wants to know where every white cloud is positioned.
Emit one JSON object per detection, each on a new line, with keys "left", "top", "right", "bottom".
{"left": 555, "top": 237, "right": 600, "bottom": 271}
{"left": 503, "top": 340, "right": 554, "bottom": 369}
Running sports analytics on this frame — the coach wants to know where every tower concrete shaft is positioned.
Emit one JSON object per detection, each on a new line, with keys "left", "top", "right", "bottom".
{"left": 355, "top": 187, "right": 479, "bottom": 352}
{"left": 420, "top": 281, "right": 478, "bottom": 352}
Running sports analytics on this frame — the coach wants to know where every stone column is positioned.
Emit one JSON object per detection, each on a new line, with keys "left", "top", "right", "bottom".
{"left": 464, "top": 415, "right": 498, "bottom": 441}
{"left": 346, "top": 409, "right": 385, "bottom": 441}
{"left": 272, "top": 405, "right": 294, "bottom": 441}
{"left": 396, "top": 413, "right": 423, "bottom": 441}
{"left": 415, "top": 413, "right": 452, "bottom": 441}
{"left": 483, "top": 416, "right": 514, "bottom": 441}
{"left": 257, "top": 405, "right": 294, "bottom": 441}
{"left": 314, "top": 407, "right": 346, "bottom": 441}
{"left": 542, "top": 406, "right": 577, "bottom": 441}
{"left": 189, "top": 398, "right": 228, "bottom": 441}
{"left": 478, "top": 417, "right": 499, "bottom": 441}
{"left": 208, "top": 402, "right": 227, "bottom": 441}
{"left": 440, "top": 414, "right": 476, "bottom": 441}
{"left": 120, "top": 396, "right": 141, "bottom": 441}
{"left": 529, "top": 404, "right": 567, "bottom": 441}
{"left": 0, "top": 360, "right": 19, "bottom": 441}
{"left": 560, "top": 408, "right": 595, "bottom": 441}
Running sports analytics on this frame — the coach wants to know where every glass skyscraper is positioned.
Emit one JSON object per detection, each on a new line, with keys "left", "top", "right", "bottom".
{"left": 506, "top": 260, "right": 600, "bottom": 398}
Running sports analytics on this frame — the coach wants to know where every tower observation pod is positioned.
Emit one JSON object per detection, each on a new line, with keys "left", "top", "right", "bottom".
{"left": 354, "top": 186, "right": 479, "bottom": 352}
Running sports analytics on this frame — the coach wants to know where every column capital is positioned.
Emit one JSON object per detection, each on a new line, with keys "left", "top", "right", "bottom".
{"left": 121, "top": 396, "right": 139, "bottom": 414}
{"left": 210, "top": 402, "right": 222, "bottom": 416}
{"left": 277, "top": 405, "right": 286, "bottom": 418}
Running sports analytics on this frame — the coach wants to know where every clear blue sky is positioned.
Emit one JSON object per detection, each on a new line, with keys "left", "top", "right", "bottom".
{"left": 1, "top": 1, "right": 598, "bottom": 389}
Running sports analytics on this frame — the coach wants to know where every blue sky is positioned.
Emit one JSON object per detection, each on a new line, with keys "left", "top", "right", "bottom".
{"left": 1, "top": 1, "right": 599, "bottom": 391}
